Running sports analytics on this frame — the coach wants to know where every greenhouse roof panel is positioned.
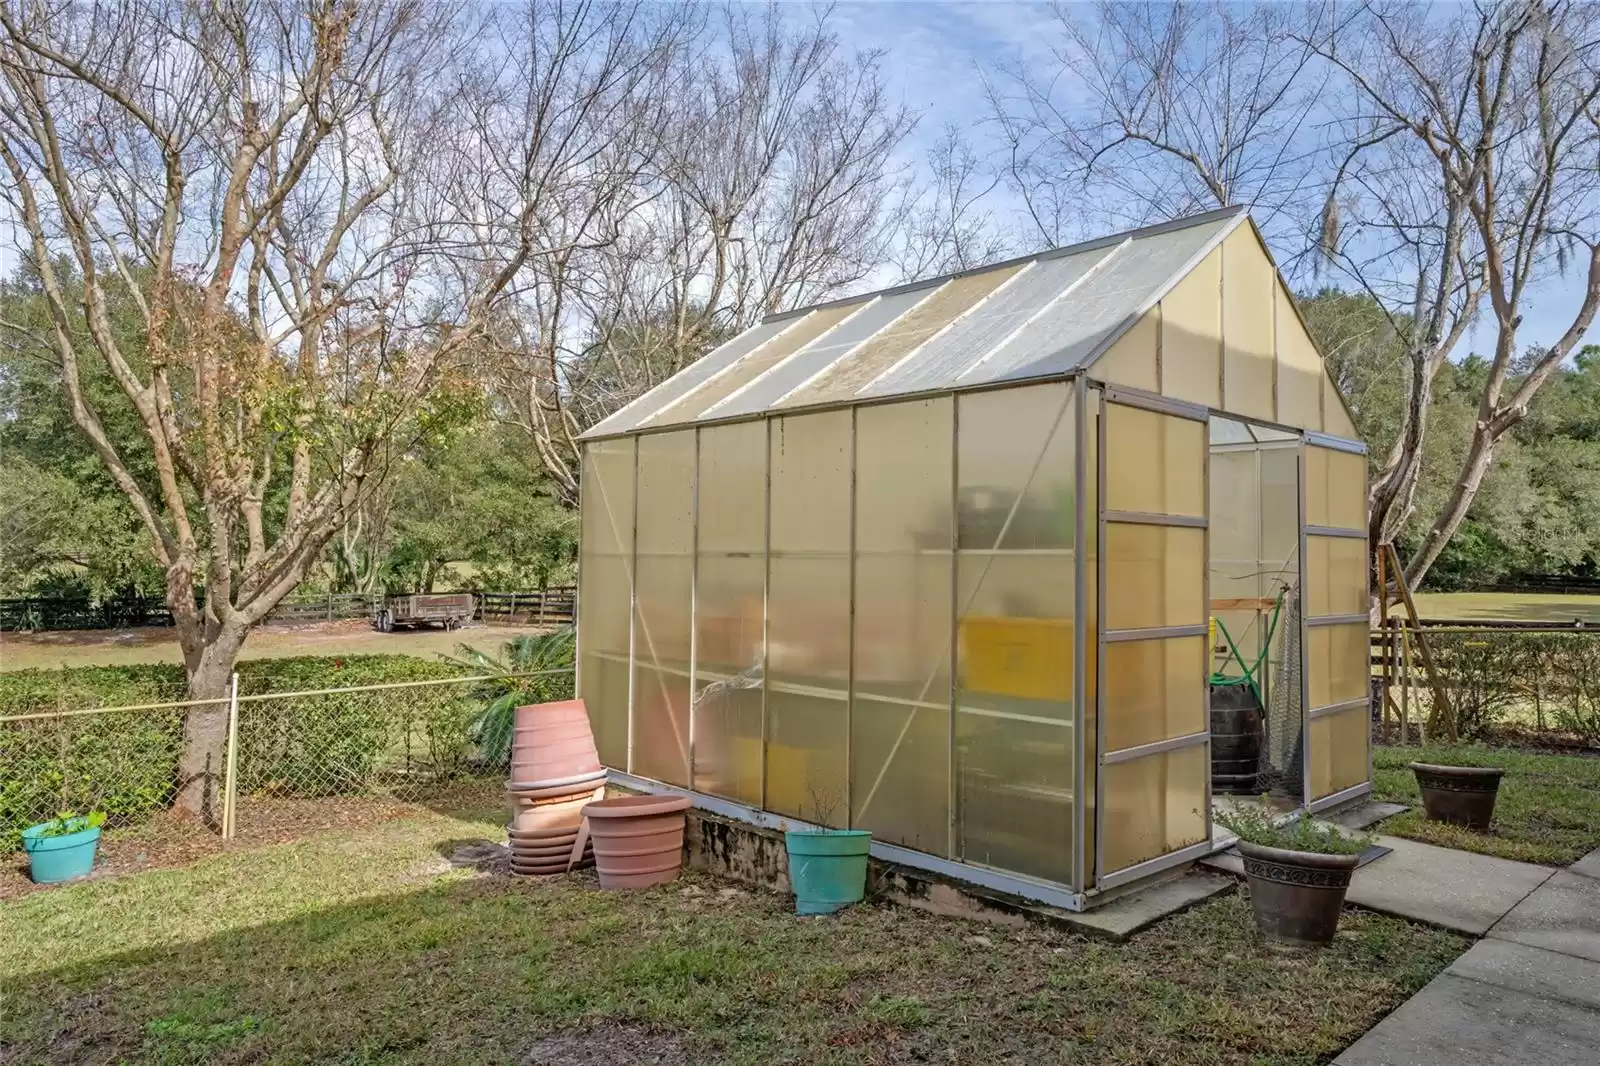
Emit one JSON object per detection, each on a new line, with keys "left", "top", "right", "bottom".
{"left": 704, "top": 284, "right": 939, "bottom": 420}
{"left": 579, "top": 206, "right": 1250, "bottom": 438}
{"left": 964, "top": 212, "right": 1238, "bottom": 386}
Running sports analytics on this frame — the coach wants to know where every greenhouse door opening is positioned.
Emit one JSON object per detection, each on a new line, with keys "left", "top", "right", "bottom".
{"left": 1208, "top": 417, "right": 1305, "bottom": 807}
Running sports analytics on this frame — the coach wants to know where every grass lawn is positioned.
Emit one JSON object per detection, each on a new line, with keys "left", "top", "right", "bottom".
{"left": 0, "top": 621, "right": 550, "bottom": 672}
{"left": 1402, "top": 590, "right": 1600, "bottom": 622}
{"left": 1373, "top": 743, "right": 1600, "bottom": 865}
{"left": 0, "top": 807, "right": 1466, "bottom": 1066}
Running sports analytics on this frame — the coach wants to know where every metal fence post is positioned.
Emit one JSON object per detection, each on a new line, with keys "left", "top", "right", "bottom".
{"left": 221, "top": 673, "right": 240, "bottom": 839}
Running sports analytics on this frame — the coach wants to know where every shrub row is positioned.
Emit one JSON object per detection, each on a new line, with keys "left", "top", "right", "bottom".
{"left": 1421, "top": 631, "right": 1600, "bottom": 743}
{"left": 0, "top": 655, "right": 529, "bottom": 849}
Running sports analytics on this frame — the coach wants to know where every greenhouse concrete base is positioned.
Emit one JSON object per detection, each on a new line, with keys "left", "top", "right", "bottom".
{"left": 615, "top": 771, "right": 1239, "bottom": 932}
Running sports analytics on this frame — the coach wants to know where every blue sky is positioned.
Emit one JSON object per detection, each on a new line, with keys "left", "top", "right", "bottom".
{"left": 831, "top": 0, "right": 1596, "bottom": 357}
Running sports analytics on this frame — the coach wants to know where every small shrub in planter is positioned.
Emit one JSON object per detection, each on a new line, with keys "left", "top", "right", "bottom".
{"left": 1217, "top": 805, "right": 1371, "bottom": 949}
{"left": 22, "top": 811, "right": 106, "bottom": 884}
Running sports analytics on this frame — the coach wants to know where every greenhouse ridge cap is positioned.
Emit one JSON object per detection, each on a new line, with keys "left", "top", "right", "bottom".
{"left": 760, "top": 204, "right": 1249, "bottom": 325}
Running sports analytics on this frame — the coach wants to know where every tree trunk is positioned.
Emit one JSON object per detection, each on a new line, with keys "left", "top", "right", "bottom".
{"left": 173, "top": 625, "right": 248, "bottom": 824}
{"left": 1406, "top": 425, "right": 1499, "bottom": 589}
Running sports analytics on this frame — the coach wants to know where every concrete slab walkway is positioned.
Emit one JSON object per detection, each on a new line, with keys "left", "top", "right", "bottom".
{"left": 1334, "top": 846, "right": 1600, "bottom": 1065}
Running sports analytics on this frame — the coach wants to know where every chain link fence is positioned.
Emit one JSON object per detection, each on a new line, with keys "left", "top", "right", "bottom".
{"left": 0, "top": 669, "right": 574, "bottom": 889}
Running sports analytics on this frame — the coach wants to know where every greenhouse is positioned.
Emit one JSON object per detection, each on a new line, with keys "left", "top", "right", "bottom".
{"left": 574, "top": 205, "right": 1371, "bottom": 910}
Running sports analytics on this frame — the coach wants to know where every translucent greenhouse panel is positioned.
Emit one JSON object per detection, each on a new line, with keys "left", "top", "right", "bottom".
{"left": 632, "top": 431, "right": 694, "bottom": 786}
{"left": 1311, "top": 706, "right": 1370, "bottom": 800}
{"left": 1306, "top": 446, "right": 1367, "bottom": 531}
{"left": 767, "top": 410, "right": 852, "bottom": 823}
{"left": 770, "top": 410, "right": 853, "bottom": 554}
{"left": 1091, "top": 307, "right": 1159, "bottom": 392}
{"left": 866, "top": 249, "right": 1114, "bottom": 397}
{"left": 1221, "top": 227, "right": 1275, "bottom": 422}
{"left": 1104, "top": 524, "right": 1205, "bottom": 632}
{"left": 1159, "top": 247, "right": 1222, "bottom": 408}
{"left": 1308, "top": 623, "right": 1370, "bottom": 710}
{"left": 693, "top": 555, "right": 764, "bottom": 805}
{"left": 781, "top": 265, "right": 1024, "bottom": 407}
{"left": 578, "top": 439, "right": 634, "bottom": 768}
{"left": 852, "top": 400, "right": 953, "bottom": 853}
{"left": 1307, "top": 535, "right": 1367, "bottom": 618}
{"left": 766, "top": 558, "right": 850, "bottom": 823}
{"left": 696, "top": 421, "right": 766, "bottom": 555}
{"left": 710, "top": 287, "right": 936, "bottom": 419}
{"left": 957, "top": 383, "right": 1076, "bottom": 551}
{"left": 1100, "top": 744, "right": 1208, "bottom": 874}
{"left": 644, "top": 303, "right": 862, "bottom": 427}
{"left": 583, "top": 318, "right": 791, "bottom": 438}
{"left": 694, "top": 421, "right": 768, "bottom": 805}
{"left": 974, "top": 213, "right": 1237, "bottom": 385}
{"left": 1324, "top": 388, "right": 1362, "bottom": 441}
{"left": 1275, "top": 280, "right": 1323, "bottom": 432}
{"left": 954, "top": 383, "right": 1077, "bottom": 884}
{"left": 1103, "top": 636, "right": 1208, "bottom": 752}
{"left": 1104, "top": 404, "right": 1205, "bottom": 517}
{"left": 1207, "top": 447, "right": 1260, "bottom": 665}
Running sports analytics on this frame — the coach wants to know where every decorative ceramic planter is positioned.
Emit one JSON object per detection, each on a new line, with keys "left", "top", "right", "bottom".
{"left": 1236, "top": 840, "right": 1359, "bottom": 948}
{"left": 785, "top": 829, "right": 871, "bottom": 915}
{"left": 1410, "top": 763, "right": 1504, "bottom": 831}
{"left": 583, "top": 794, "right": 691, "bottom": 890}
{"left": 21, "top": 818, "right": 102, "bottom": 884}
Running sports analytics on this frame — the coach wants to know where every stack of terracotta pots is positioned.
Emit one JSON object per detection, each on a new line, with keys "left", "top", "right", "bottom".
{"left": 506, "top": 699, "right": 604, "bottom": 876}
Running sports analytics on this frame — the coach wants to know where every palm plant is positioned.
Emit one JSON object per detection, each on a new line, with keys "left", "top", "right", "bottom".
{"left": 443, "top": 627, "right": 576, "bottom": 767}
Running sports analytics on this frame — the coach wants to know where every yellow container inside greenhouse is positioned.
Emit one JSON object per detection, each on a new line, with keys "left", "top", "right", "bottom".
{"left": 960, "top": 616, "right": 1074, "bottom": 702}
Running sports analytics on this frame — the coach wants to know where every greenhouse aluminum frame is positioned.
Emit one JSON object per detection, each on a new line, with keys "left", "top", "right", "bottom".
{"left": 574, "top": 205, "right": 1372, "bottom": 911}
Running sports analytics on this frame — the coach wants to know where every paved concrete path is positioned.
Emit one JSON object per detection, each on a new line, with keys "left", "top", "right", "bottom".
{"left": 1334, "top": 846, "right": 1600, "bottom": 1065}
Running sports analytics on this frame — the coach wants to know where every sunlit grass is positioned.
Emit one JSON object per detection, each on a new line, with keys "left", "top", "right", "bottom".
{"left": 2, "top": 807, "right": 1466, "bottom": 1065}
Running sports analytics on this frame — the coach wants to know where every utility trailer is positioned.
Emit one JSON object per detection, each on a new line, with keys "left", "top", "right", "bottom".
{"left": 374, "top": 592, "right": 475, "bottom": 632}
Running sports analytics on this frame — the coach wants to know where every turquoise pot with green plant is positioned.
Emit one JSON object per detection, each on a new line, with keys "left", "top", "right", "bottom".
{"left": 22, "top": 813, "right": 105, "bottom": 884}
{"left": 785, "top": 829, "right": 871, "bottom": 915}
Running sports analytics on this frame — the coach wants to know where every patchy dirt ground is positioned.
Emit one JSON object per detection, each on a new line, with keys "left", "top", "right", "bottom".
{"left": 0, "top": 782, "right": 507, "bottom": 900}
{"left": 0, "top": 619, "right": 553, "bottom": 671}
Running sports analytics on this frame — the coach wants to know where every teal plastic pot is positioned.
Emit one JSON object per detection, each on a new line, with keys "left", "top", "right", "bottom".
{"left": 785, "top": 829, "right": 870, "bottom": 915}
{"left": 21, "top": 819, "right": 101, "bottom": 884}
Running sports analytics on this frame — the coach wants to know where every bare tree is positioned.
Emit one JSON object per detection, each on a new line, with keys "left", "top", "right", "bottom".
{"left": 891, "top": 124, "right": 1016, "bottom": 281}
{"left": 1309, "top": 0, "right": 1600, "bottom": 585}
{"left": 481, "top": 2, "right": 915, "bottom": 500}
{"left": 986, "top": 0, "right": 1326, "bottom": 244}
{"left": 0, "top": 0, "right": 530, "bottom": 817}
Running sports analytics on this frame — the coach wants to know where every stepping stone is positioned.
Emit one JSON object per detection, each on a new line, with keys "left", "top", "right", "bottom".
{"left": 1489, "top": 871, "right": 1600, "bottom": 963}
{"left": 1344, "top": 835, "right": 1554, "bottom": 935}
{"left": 1448, "top": 938, "right": 1600, "bottom": 1011}
{"left": 1568, "top": 846, "right": 1600, "bottom": 881}
{"left": 1064, "top": 871, "right": 1234, "bottom": 940}
{"left": 1329, "top": 801, "right": 1408, "bottom": 830}
{"left": 1335, "top": 942, "right": 1600, "bottom": 1065}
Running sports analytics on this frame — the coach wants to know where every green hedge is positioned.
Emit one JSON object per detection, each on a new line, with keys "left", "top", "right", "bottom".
{"left": 1425, "top": 631, "right": 1600, "bottom": 742}
{"left": 0, "top": 656, "right": 482, "bottom": 850}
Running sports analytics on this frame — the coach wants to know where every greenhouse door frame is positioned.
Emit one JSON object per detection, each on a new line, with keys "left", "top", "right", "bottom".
{"left": 1092, "top": 385, "right": 1214, "bottom": 892}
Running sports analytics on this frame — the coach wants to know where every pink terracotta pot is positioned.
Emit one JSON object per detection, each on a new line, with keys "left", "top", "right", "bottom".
{"left": 509, "top": 793, "right": 592, "bottom": 833}
{"left": 583, "top": 794, "right": 691, "bottom": 890}
{"left": 506, "top": 775, "right": 605, "bottom": 803}
{"left": 511, "top": 700, "right": 602, "bottom": 782}
{"left": 514, "top": 699, "right": 590, "bottom": 730}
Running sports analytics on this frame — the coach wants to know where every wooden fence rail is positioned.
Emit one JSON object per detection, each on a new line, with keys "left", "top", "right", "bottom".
{"left": 1, "top": 587, "right": 577, "bottom": 632}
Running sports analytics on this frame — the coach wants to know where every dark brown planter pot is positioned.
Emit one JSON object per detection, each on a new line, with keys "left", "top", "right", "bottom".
{"left": 1409, "top": 762, "right": 1504, "bottom": 831}
{"left": 1236, "top": 841, "right": 1359, "bottom": 948}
